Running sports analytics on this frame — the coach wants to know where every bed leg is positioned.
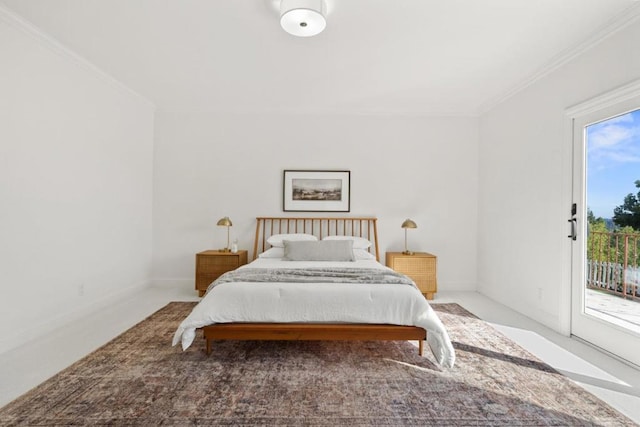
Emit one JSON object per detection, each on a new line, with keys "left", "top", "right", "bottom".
{"left": 418, "top": 340, "right": 424, "bottom": 356}
{"left": 206, "top": 339, "right": 211, "bottom": 355}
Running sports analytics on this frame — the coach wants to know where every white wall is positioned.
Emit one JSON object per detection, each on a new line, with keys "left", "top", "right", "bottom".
{"left": 0, "top": 12, "right": 155, "bottom": 353}
{"left": 152, "top": 112, "right": 478, "bottom": 293}
{"left": 478, "top": 20, "right": 640, "bottom": 332}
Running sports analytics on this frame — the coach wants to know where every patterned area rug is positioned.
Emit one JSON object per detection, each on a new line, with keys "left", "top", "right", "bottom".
{"left": 0, "top": 302, "right": 634, "bottom": 426}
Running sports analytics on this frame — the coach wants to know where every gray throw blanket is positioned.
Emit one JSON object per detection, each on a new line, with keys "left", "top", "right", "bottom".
{"left": 207, "top": 268, "right": 417, "bottom": 293}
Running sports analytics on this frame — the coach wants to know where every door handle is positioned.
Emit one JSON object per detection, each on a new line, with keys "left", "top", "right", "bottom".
{"left": 568, "top": 218, "right": 577, "bottom": 241}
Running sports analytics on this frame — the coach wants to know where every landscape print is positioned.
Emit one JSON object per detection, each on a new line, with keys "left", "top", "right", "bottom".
{"left": 292, "top": 179, "right": 342, "bottom": 201}
{"left": 283, "top": 170, "right": 350, "bottom": 212}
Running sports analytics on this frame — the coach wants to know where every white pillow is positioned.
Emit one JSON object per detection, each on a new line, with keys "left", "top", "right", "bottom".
{"left": 322, "top": 235, "right": 372, "bottom": 249}
{"left": 353, "top": 249, "right": 376, "bottom": 260}
{"left": 282, "top": 240, "right": 355, "bottom": 262}
{"left": 258, "top": 247, "right": 285, "bottom": 258}
{"left": 266, "top": 233, "right": 318, "bottom": 248}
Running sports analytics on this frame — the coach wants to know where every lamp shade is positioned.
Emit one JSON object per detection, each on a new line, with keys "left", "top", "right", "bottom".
{"left": 401, "top": 219, "right": 417, "bottom": 229}
{"left": 216, "top": 217, "right": 232, "bottom": 227}
{"left": 280, "top": 0, "right": 326, "bottom": 37}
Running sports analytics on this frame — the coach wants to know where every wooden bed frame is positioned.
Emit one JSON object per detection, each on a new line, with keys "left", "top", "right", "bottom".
{"left": 202, "top": 217, "right": 427, "bottom": 355}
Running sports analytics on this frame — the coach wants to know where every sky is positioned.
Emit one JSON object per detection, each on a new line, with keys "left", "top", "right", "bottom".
{"left": 587, "top": 108, "right": 640, "bottom": 219}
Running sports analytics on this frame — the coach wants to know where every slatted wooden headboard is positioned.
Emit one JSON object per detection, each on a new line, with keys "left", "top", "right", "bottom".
{"left": 253, "top": 217, "right": 379, "bottom": 261}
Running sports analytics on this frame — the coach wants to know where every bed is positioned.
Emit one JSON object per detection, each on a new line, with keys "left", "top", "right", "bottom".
{"left": 173, "top": 217, "right": 455, "bottom": 368}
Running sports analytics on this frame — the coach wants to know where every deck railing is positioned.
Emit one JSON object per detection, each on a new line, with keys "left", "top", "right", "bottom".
{"left": 587, "top": 231, "right": 640, "bottom": 299}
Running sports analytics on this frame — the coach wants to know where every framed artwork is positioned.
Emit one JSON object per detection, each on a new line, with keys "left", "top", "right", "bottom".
{"left": 283, "top": 170, "right": 351, "bottom": 212}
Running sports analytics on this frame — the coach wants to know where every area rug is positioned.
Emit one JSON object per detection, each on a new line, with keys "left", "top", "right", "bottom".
{"left": 0, "top": 303, "right": 634, "bottom": 426}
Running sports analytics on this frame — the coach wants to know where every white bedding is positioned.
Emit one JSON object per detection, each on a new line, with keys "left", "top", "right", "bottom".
{"left": 172, "top": 258, "right": 455, "bottom": 368}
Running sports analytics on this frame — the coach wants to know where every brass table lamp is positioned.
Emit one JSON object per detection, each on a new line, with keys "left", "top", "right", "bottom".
{"left": 401, "top": 219, "right": 417, "bottom": 255}
{"left": 216, "top": 216, "right": 233, "bottom": 252}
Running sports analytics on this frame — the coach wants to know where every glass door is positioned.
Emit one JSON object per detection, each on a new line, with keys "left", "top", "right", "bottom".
{"left": 571, "top": 101, "right": 640, "bottom": 367}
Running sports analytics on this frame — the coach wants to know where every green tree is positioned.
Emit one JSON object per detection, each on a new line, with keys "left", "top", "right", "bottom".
{"left": 613, "top": 180, "right": 640, "bottom": 231}
{"left": 587, "top": 209, "right": 610, "bottom": 262}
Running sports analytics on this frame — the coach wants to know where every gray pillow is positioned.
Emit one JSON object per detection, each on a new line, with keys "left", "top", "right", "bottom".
{"left": 282, "top": 240, "right": 355, "bottom": 261}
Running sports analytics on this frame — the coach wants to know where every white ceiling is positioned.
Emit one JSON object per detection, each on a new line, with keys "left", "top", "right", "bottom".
{"left": 2, "top": 0, "right": 639, "bottom": 115}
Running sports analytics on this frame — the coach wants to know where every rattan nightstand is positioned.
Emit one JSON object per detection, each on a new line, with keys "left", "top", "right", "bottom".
{"left": 195, "top": 250, "right": 248, "bottom": 297}
{"left": 386, "top": 252, "right": 437, "bottom": 299}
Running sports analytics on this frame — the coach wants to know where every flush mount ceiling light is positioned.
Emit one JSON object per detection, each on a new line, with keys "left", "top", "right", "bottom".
{"left": 280, "top": 0, "right": 326, "bottom": 37}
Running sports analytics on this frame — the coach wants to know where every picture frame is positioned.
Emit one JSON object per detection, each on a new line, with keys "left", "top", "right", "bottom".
{"left": 283, "top": 170, "right": 351, "bottom": 212}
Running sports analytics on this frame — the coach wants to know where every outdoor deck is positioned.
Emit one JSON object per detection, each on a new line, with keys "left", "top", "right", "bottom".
{"left": 586, "top": 288, "right": 640, "bottom": 335}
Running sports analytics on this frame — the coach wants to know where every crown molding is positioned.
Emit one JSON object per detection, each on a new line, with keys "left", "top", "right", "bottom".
{"left": 157, "top": 106, "right": 479, "bottom": 118}
{"left": 477, "top": 3, "right": 640, "bottom": 115}
{"left": 0, "top": 4, "right": 155, "bottom": 110}
{"left": 565, "top": 78, "right": 640, "bottom": 117}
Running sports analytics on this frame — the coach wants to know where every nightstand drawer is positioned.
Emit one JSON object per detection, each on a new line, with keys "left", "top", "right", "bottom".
{"left": 197, "top": 256, "right": 241, "bottom": 272}
{"left": 392, "top": 258, "right": 436, "bottom": 279}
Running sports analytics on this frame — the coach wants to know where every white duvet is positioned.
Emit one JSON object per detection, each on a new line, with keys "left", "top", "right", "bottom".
{"left": 172, "top": 258, "right": 455, "bottom": 368}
